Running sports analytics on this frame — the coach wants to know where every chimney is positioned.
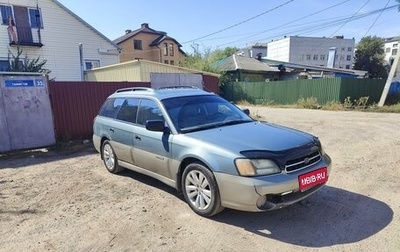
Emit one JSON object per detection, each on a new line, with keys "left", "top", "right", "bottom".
{"left": 125, "top": 29, "right": 131, "bottom": 34}
{"left": 141, "top": 23, "right": 149, "bottom": 28}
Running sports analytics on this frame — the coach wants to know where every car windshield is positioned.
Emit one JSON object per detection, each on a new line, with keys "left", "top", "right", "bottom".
{"left": 162, "top": 95, "right": 253, "bottom": 133}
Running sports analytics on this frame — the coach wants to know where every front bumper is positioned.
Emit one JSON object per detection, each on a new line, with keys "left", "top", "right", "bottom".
{"left": 214, "top": 153, "right": 332, "bottom": 212}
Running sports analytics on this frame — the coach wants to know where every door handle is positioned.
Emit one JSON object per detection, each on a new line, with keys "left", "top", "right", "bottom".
{"left": 135, "top": 135, "right": 141, "bottom": 141}
{"left": 109, "top": 128, "right": 114, "bottom": 133}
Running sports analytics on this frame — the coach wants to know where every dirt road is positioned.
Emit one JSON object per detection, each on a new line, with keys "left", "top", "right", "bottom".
{"left": 1, "top": 107, "right": 399, "bottom": 252}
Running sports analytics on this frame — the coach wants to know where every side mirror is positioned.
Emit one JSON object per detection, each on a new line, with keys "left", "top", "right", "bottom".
{"left": 242, "top": 108, "right": 250, "bottom": 115}
{"left": 146, "top": 120, "right": 166, "bottom": 132}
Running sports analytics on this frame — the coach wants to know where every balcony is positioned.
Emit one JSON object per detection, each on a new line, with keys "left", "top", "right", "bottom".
{"left": 8, "top": 26, "right": 43, "bottom": 47}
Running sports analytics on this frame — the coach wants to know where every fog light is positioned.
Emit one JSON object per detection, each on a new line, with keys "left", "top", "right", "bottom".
{"left": 256, "top": 195, "right": 267, "bottom": 209}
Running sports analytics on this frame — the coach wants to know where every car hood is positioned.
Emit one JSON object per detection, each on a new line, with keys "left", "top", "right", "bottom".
{"left": 183, "top": 121, "right": 315, "bottom": 154}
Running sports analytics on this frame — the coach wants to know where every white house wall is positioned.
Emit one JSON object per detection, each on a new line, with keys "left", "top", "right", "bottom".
{"left": 0, "top": 0, "right": 119, "bottom": 81}
{"left": 267, "top": 36, "right": 355, "bottom": 69}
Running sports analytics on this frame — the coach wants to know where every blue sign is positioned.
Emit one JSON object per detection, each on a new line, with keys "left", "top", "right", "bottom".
{"left": 5, "top": 79, "right": 45, "bottom": 87}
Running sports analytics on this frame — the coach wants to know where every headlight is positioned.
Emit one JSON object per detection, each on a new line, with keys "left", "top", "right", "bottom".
{"left": 235, "top": 159, "right": 281, "bottom": 176}
{"left": 314, "top": 137, "right": 325, "bottom": 155}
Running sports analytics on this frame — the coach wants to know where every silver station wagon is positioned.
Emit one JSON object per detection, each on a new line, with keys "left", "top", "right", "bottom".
{"left": 93, "top": 87, "right": 332, "bottom": 217}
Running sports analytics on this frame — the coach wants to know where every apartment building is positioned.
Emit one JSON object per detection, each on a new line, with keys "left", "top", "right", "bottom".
{"left": 267, "top": 36, "right": 355, "bottom": 69}
{"left": 384, "top": 36, "right": 400, "bottom": 65}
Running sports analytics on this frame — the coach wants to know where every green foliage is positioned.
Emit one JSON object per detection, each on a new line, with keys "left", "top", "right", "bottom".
{"left": 7, "top": 46, "right": 50, "bottom": 74}
{"left": 179, "top": 47, "right": 238, "bottom": 74}
{"left": 353, "top": 36, "right": 387, "bottom": 79}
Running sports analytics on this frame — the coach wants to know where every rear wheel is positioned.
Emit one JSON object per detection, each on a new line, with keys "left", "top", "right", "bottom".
{"left": 101, "top": 140, "right": 124, "bottom": 173}
{"left": 182, "top": 162, "right": 224, "bottom": 217}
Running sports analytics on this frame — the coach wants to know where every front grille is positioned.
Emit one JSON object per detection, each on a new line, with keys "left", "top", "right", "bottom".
{"left": 285, "top": 151, "right": 321, "bottom": 173}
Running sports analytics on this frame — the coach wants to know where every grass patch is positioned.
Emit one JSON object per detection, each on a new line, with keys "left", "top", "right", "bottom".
{"left": 236, "top": 97, "right": 400, "bottom": 113}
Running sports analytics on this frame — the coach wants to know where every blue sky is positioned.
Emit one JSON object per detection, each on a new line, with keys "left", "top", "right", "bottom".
{"left": 57, "top": 0, "right": 400, "bottom": 53}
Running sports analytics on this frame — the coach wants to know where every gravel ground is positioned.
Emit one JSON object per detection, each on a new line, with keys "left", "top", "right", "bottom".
{"left": 0, "top": 107, "right": 399, "bottom": 252}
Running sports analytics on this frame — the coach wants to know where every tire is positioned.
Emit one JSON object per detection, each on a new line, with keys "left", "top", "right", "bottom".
{"left": 182, "top": 162, "right": 224, "bottom": 217}
{"left": 101, "top": 140, "right": 124, "bottom": 174}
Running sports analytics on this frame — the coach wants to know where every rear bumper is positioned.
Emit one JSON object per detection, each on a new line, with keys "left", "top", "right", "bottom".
{"left": 214, "top": 154, "right": 331, "bottom": 212}
{"left": 92, "top": 135, "right": 101, "bottom": 153}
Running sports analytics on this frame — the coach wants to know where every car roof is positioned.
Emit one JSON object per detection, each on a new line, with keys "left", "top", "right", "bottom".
{"left": 108, "top": 86, "right": 215, "bottom": 100}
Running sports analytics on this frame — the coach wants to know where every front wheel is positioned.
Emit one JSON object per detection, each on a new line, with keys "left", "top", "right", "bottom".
{"left": 182, "top": 163, "right": 224, "bottom": 217}
{"left": 101, "top": 140, "right": 124, "bottom": 174}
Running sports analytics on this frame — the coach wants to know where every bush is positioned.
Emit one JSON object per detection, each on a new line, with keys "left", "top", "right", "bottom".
{"left": 297, "top": 97, "right": 320, "bottom": 109}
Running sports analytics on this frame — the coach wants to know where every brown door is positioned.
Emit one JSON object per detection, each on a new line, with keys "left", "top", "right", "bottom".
{"left": 14, "top": 6, "right": 33, "bottom": 44}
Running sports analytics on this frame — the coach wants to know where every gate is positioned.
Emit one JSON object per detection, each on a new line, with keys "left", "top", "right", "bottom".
{"left": 0, "top": 75, "right": 55, "bottom": 152}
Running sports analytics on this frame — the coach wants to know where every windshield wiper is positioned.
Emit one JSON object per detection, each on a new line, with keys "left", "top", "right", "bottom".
{"left": 216, "top": 119, "right": 252, "bottom": 127}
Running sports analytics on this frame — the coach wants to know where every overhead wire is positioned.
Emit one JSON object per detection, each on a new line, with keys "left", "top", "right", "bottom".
{"left": 217, "top": 4, "right": 399, "bottom": 48}
{"left": 181, "top": 0, "right": 295, "bottom": 45}
{"left": 363, "top": 0, "right": 391, "bottom": 37}
{"left": 216, "top": 0, "right": 351, "bottom": 48}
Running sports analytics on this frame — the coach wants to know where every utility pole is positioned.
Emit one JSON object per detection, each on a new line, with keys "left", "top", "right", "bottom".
{"left": 378, "top": 51, "right": 400, "bottom": 106}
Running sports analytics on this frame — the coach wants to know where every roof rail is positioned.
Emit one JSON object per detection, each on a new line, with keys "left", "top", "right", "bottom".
{"left": 115, "top": 87, "right": 153, "bottom": 93}
{"left": 158, "top": 86, "right": 201, "bottom": 90}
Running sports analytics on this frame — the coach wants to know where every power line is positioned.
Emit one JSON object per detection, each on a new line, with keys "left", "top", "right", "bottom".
{"left": 215, "top": 0, "right": 351, "bottom": 48}
{"left": 222, "top": 4, "right": 399, "bottom": 48}
{"left": 181, "top": 0, "right": 295, "bottom": 45}
{"left": 363, "top": 0, "right": 391, "bottom": 37}
{"left": 328, "top": 0, "right": 371, "bottom": 37}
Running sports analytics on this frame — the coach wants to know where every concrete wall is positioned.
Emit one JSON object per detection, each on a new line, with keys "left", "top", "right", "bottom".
{"left": 0, "top": 75, "right": 55, "bottom": 152}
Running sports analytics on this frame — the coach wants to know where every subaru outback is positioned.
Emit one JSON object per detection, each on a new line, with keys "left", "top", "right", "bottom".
{"left": 93, "top": 87, "right": 331, "bottom": 217}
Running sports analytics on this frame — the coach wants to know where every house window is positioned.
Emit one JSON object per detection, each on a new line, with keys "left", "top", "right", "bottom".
{"left": 341, "top": 47, "right": 345, "bottom": 51}
{"left": 170, "top": 60, "right": 174, "bottom": 65}
{"left": 386, "top": 48, "right": 391, "bottom": 53}
{"left": 84, "top": 60, "right": 100, "bottom": 70}
{"left": 394, "top": 44, "right": 398, "bottom": 48}
{"left": 163, "top": 43, "right": 168, "bottom": 56}
{"left": 347, "top": 47, "right": 352, "bottom": 52}
{"left": 0, "top": 59, "right": 10, "bottom": 71}
{"left": 320, "top": 55, "right": 325, "bottom": 60}
{"left": 392, "top": 49, "right": 398, "bottom": 56}
{"left": 28, "top": 8, "right": 43, "bottom": 28}
{"left": 133, "top": 40, "right": 142, "bottom": 50}
{"left": 0, "top": 5, "right": 13, "bottom": 25}
{"left": 306, "top": 55, "right": 311, "bottom": 60}
{"left": 169, "top": 43, "right": 174, "bottom": 56}
{"left": 346, "top": 55, "right": 351, "bottom": 61}
{"left": 313, "top": 55, "right": 318, "bottom": 60}
{"left": 0, "top": 58, "right": 24, "bottom": 71}
{"left": 345, "top": 65, "right": 350, "bottom": 69}
{"left": 164, "top": 60, "right": 169, "bottom": 64}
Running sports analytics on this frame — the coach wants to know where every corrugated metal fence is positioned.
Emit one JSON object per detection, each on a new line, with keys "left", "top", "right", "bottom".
{"left": 48, "top": 78, "right": 220, "bottom": 141}
{"left": 48, "top": 81, "right": 150, "bottom": 140}
{"left": 223, "top": 78, "right": 386, "bottom": 104}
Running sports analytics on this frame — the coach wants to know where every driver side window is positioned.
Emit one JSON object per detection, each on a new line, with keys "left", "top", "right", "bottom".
{"left": 137, "top": 99, "right": 164, "bottom": 126}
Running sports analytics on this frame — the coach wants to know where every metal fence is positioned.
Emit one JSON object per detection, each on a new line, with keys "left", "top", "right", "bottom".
{"left": 222, "top": 78, "right": 386, "bottom": 105}
{"left": 48, "top": 78, "right": 220, "bottom": 141}
{"left": 48, "top": 81, "right": 150, "bottom": 140}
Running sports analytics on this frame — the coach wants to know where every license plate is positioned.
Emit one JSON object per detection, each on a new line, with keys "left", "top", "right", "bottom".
{"left": 298, "top": 167, "right": 328, "bottom": 192}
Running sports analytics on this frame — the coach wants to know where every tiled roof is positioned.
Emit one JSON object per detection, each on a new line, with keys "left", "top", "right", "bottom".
{"left": 214, "top": 54, "right": 279, "bottom": 72}
{"left": 113, "top": 23, "right": 167, "bottom": 45}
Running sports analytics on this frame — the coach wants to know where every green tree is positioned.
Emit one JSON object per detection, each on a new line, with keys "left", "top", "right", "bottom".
{"left": 179, "top": 46, "right": 238, "bottom": 73}
{"left": 353, "top": 36, "right": 387, "bottom": 79}
{"left": 7, "top": 46, "right": 50, "bottom": 74}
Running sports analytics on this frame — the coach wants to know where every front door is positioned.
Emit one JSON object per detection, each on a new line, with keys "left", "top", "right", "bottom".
{"left": 133, "top": 99, "right": 172, "bottom": 178}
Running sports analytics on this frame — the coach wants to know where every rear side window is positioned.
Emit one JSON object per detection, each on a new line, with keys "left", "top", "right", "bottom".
{"left": 99, "top": 98, "right": 124, "bottom": 118}
{"left": 116, "top": 98, "right": 140, "bottom": 123}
